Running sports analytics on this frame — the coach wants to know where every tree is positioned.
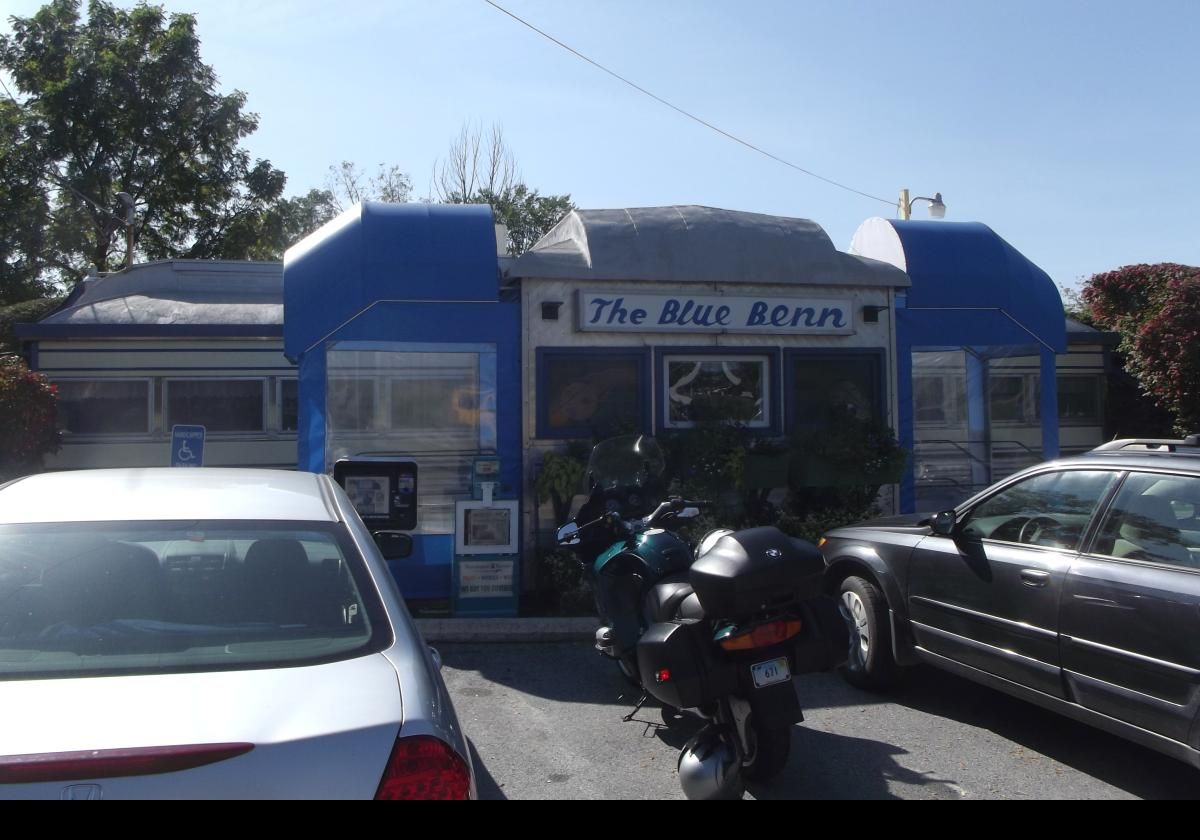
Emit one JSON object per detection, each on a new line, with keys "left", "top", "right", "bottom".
{"left": 476, "top": 184, "right": 576, "bottom": 257}
{"left": 325, "top": 161, "right": 412, "bottom": 213}
{"left": 0, "top": 296, "right": 65, "bottom": 353}
{"left": 1081, "top": 263, "right": 1200, "bottom": 434}
{"left": 434, "top": 123, "right": 574, "bottom": 256}
{"left": 0, "top": 355, "right": 60, "bottom": 480}
{"left": 0, "top": 98, "right": 54, "bottom": 303}
{"left": 0, "top": 0, "right": 289, "bottom": 286}
{"left": 433, "top": 123, "right": 517, "bottom": 203}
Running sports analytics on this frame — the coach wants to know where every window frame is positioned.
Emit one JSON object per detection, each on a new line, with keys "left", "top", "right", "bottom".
{"left": 53, "top": 377, "right": 154, "bottom": 437}
{"left": 656, "top": 347, "right": 779, "bottom": 433}
{"left": 784, "top": 348, "right": 885, "bottom": 433}
{"left": 163, "top": 377, "right": 268, "bottom": 435}
{"left": 536, "top": 346, "right": 651, "bottom": 440}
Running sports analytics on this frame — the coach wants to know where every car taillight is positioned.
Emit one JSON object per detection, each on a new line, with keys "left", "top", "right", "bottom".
{"left": 375, "top": 735, "right": 471, "bottom": 800}
{"left": 718, "top": 619, "right": 804, "bottom": 652}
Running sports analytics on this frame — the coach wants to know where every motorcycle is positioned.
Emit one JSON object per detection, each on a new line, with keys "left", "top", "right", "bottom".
{"left": 556, "top": 435, "right": 845, "bottom": 800}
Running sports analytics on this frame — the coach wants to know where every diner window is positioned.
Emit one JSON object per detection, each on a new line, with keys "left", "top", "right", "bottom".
{"left": 166, "top": 379, "right": 266, "bottom": 433}
{"left": 914, "top": 375, "right": 967, "bottom": 426}
{"left": 1057, "top": 376, "right": 1102, "bottom": 424}
{"left": 788, "top": 352, "right": 883, "bottom": 429}
{"left": 280, "top": 379, "right": 298, "bottom": 432}
{"left": 55, "top": 379, "right": 151, "bottom": 435}
{"left": 327, "top": 378, "right": 377, "bottom": 432}
{"left": 390, "top": 375, "right": 476, "bottom": 432}
{"left": 663, "top": 354, "right": 770, "bottom": 429}
{"left": 989, "top": 375, "right": 1030, "bottom": 424}
{"left": 537, "top": 349, "right": 647, "bottom": 439}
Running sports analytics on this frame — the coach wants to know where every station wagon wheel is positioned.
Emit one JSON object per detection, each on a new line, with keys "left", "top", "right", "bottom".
{"left": 837, "top": 575, "right": 897, "bottom": 690}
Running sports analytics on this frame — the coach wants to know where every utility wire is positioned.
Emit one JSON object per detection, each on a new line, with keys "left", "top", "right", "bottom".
{"left": 484, "top": 0, "right": 896, "bottom": 207}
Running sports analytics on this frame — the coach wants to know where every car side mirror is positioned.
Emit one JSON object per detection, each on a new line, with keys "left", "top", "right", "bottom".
{"left": 373, "top": 530, "right": 413, "bottom": 560}
{"left": 931, "top": 510, "right": 957, "bottom": 536}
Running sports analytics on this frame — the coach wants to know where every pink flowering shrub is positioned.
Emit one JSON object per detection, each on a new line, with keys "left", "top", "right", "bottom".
{"left": 1082, "top": 264, "right": 1200, "bottom": 434}
{"left": 0, "top": 355, "right": 60, "bottom": 481}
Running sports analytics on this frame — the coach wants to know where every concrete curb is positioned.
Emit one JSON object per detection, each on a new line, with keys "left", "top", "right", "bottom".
{"left": 414, "top": 617, "right": 596, "bottom": 643}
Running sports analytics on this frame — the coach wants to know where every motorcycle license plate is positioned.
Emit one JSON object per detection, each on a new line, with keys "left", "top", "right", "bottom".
{"left": 751, "top": 657, "right": 790, "bottom": 688}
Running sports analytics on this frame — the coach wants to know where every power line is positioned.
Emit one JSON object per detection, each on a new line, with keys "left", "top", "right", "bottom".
{"left": 483, "top": 0, "right": 896, "bottom": 207}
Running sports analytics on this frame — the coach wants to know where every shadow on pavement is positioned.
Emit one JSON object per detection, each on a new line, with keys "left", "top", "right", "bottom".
{"left": 880, "top": 665, "right": 1200, "bottom": 799}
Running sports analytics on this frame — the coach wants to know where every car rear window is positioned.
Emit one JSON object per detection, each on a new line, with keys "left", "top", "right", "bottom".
{"left": 0, "top": 520, "right": 391, "bottom": 679}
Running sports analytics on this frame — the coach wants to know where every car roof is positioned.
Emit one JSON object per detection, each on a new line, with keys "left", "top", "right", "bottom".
{"left": 0, "top": 468, "right": 340, "bottom": 524}
{"left": 1057, "top": 450, "right": 1200, "bottom": 475}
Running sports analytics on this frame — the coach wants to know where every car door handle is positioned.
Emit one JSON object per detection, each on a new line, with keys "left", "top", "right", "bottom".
{"left": 1020, "top": 569, "right": 1051, "bottom": 588}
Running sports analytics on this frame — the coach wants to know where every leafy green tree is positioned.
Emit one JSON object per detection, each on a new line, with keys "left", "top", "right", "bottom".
{"left": 1081, "top": 263, "right": 1200, "bottom": 434}
{"left": 0, "top": 296, "right": 64, "bottom": 353}
{"left": 0, "top": 97, "right": 56, "bottom": 303}
{"left": 0, "top": 0, "right": 289, "bottom": 285}
{"left": 475, "top": 185, "right": 576, "bottom": 257}
{"left": 324, "top": 161, "right": 412, "bottom": 212}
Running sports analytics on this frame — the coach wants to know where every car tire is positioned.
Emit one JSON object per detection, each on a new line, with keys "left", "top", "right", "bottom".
{"left": 838, "top": 575, "right": 898, "bottom": 690}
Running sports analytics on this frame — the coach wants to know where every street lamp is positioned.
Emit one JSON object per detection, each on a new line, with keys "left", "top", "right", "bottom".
{"left": 898, "top": 188, "right": 946, "bottom": 220}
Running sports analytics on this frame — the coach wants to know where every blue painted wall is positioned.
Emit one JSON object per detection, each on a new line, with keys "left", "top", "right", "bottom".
{"left": 284, "top": 203, "right": 520, "bottom": 602}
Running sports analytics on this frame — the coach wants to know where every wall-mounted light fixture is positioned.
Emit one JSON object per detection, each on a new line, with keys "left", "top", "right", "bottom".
{"left": 862, "top": 305, "right": 889, "bottom": 323}
{"left": 541, "top": 301, "right": 563, "bottom": 320}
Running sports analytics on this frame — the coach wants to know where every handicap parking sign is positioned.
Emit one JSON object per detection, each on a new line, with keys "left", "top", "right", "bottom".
{"left": 171, "top": 425, "right": 206, "bottom": 467}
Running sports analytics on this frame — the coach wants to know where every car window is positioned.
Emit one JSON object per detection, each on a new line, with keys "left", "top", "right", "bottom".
{"left": 959, "top": 470, "right": 1117, "bottom": 550}
{"left": 0, "top": 520, "right": 389, "bottom": 679}
{"left": 1092, "top": 473, "right": 1200, "bottom": 568}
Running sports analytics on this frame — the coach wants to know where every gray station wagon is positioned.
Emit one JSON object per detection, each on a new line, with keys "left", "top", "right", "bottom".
{"left": 820, "top": 437, "right": 1200, "bottom": 770}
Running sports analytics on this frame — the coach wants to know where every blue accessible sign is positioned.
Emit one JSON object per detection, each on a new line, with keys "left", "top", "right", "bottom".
{"left": 170, "top": 425, "right": 206, "bottom": 467}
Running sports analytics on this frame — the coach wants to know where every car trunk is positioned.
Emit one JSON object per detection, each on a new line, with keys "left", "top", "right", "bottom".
{"left": 0, "top": 653, "right": 403, "bottom": 799}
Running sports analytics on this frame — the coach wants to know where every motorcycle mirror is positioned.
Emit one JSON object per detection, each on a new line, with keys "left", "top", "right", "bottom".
{"left": 557, "top": 522, "right": 582, "bottom": 546}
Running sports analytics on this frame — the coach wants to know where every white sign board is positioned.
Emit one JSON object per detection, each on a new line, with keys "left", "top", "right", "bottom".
{"left": 576, "top": 290, "right": 855, "bottom": 335}
{"left": 454, "top": 499, "right": 520, "bottom": 555}
{"left": 457, "top": 559, "right": 516, "bottom": 599}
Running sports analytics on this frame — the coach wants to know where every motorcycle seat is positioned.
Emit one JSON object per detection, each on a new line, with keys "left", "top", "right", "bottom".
{"left": 644, "top": 573, "right": 702, "bottom": 623}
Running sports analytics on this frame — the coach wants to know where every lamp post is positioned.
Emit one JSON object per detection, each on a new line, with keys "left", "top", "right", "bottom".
{"left": 898, "top": 188, "right": 946, "bottom": 220}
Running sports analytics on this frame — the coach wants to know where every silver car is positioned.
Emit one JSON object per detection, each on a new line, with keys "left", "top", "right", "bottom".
{"left": 0, "top": 468, "right": 473, "bottom": 799}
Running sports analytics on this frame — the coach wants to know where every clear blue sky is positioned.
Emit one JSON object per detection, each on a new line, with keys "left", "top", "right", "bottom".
{"left": 4, "top": 0, "right": 1198, "bottom": 292}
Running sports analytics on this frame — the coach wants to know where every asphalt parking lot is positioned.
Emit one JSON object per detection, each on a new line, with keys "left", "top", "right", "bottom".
{"left": 438, "top": 641, "right": 1200, "bottom": 800}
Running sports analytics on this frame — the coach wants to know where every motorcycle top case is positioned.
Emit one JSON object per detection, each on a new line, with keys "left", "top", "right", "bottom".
{"left": 689, "top": 526, "right": 825, "bottom": 618}
{"left": 637, "top": 619, "right": 737, "bottom": 710}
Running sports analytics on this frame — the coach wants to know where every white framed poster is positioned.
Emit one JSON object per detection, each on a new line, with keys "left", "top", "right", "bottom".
{"left": 454, "top": 499, "right": 519, "bottom": 555}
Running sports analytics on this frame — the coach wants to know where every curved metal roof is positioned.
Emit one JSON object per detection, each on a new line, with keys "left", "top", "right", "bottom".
{"left": 507, "top": 205, "right": 910, "bottom": 288}
{"left": 26, "top": 260, "right": 283, "bottom": 335}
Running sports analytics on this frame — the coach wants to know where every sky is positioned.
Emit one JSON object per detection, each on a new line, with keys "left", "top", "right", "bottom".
{"left": 3, "top": 0, "right": 1197, "bottom": 293}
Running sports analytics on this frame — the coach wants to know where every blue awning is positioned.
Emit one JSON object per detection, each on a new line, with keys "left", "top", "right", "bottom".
{"left": 283, "top": 202, "right": 499, "bottom": 362}
{"left": 851, "top": 218, "right": 1066, "bottom": 354}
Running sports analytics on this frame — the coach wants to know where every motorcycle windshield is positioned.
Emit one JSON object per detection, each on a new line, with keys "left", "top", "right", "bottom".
{"left": 587, "top": 435, "right": 666, "bottom": 492}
